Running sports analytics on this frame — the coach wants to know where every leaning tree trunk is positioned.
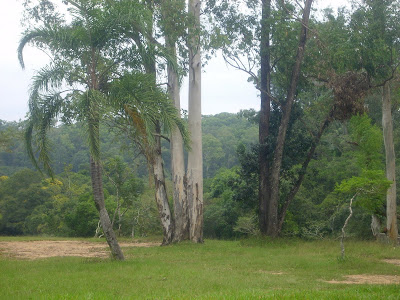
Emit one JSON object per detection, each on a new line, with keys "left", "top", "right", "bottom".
{"left": 382, "top": 81, "right": 398, "bottom": 243}
{"left": 267, "top": 0, "right": 313, "bottom": 237}
{"left": 152, "top": 123, "right": 175, "bottom": 245}
{"left": 90, "top": 156, "right": 125, "bottom": 260}
{"left": 258, "top": 0, "right": 272, "bottom": 234}
{"left": 166, "top": 36, "right": 189, "bottom": 242}
{"left": 277, "top": 110, "right": 333, "bottom": 234}
{"left": 187, "top": 0, "right": 203, "bottom": 243}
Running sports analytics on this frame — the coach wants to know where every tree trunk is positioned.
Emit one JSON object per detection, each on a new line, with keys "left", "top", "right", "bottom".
{"left": 371, "top": 214, "right": 381, "bottom": 237}
{"left": 382, "top": 81, "right": 398, "bottom": 243}
{"left": 90, "top": 156, "right": 125, "bottom": 260}
{"left": 277, "top": 111, "right": 332, "bottom": 234}
{"left": 152, "top": 124, "right": 175, "bottom": 245}
{"left": 341, "top": 193, "right": 356, "bottom": 259}
{"left": 166, "top": 36, "right": 189, "bottom": 242}
{"left": 266, "top": 0, "right": 313, "bottom": 237}
{"left": 258, "top": 0, "right": 272, "bottom": 235}
{"left": 187, "top": 0, "right": 203, "bottom": 243}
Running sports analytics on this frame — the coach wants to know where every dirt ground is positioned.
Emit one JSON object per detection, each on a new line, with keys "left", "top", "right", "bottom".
{"left": 325, "top": 259, "right": 400, "bottom": 285}
{"left": 326, "top": 274, "right": 400, "bottom": 285}
{"left": 0, "top": 240, "right": 159, "bottom": 259}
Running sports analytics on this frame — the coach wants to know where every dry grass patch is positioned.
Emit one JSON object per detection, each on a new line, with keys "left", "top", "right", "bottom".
{"left": 383, "top": 259, "right": 400, "bottom": 266}
{"left": 326, "top": 274, "right": 400, "bottom": 285}
{"left": 0, "top": 240, "right": 159, "bottom": 260}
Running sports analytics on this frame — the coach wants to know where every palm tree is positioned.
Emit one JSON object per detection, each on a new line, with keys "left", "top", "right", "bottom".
{"left": 20, "top": 0, "right": 190, "bottom": 249}
{"left": 18, "top": 0, "right": 153, "bottom": 260}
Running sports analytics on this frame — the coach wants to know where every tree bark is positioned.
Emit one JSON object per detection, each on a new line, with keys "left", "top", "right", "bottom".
{"left": 165, "top": 36, "right": 189, "bottom": 242}
{"left": 266, "top": 0, "right": 313, "bottom": 237}
{"left": 152, "top": 124, "right": 175, "bottom": 245}
{"left": 258, "top": 0, "right": 272, "bottom": 235}
{"left": 187, "top": 0, "right": 203, "bottom": 243}
{"left": 382, "top": 81, "right": 398, "bottom": 243}
{"left": 90, "top": 156, "right": 125, "bottom": 260}
{"left": 371, "top": 214, "right": 381, "bottom": 237}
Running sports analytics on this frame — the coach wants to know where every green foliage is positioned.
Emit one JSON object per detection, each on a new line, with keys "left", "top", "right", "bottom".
{"left": 348, "top": 114, "right": 384, "bottom": 170}
{"left": 335, "top": 169, "right": 391, "bottom": 213}
{"left": 65, "top": 193, "right": 98, "bottom": 237}
{"left": 334, "top": 115, "right": 390, "bottom": 213}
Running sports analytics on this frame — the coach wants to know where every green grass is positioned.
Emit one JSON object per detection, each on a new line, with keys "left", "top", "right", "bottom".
{"left": 1, "top": 237, "right": 400, "bottom": 299}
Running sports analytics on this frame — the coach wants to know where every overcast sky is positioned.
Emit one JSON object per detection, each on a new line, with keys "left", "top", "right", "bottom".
{"left": 0, "top": 0, "right": 348, "bottom": 122}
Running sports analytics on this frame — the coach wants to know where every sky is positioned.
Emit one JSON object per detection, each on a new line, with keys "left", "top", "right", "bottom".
{"left": 0, "top": 0, "right": 348, "bottom": 122}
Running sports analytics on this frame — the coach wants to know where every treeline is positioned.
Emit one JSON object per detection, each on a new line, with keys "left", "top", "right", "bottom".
{"left": 2, "top": 0, "right": 400, "bottom": 244}
{"left": 1, "top": 108, "right": 398, "bottom": 239}
{"left": 0, "top": 113, "right": 258, "bottom": 237}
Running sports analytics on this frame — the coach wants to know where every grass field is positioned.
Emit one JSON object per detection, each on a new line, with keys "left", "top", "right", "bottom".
{"left": 0, "top": 237, "right": 399, "bottom": 299}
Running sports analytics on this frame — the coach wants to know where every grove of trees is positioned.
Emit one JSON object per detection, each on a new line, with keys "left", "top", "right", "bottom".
{"left": 0, "top": 0, "right": 399, "bottom": 259}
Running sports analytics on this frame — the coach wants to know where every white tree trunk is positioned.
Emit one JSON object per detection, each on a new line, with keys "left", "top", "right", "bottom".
{"left": 187, "top": 0, "right": 203, "bottom": 243}
{"left": 166, "top": 37, "right": 189, "bottom": 242}
{"left": 371, "top": 214, "right": 381, "bottom": 237}
{"left": 382, "top": 82, "right": 398, "bottom": 243}
{"left": 152, "top": 134, "right": 174, "bottom": 245}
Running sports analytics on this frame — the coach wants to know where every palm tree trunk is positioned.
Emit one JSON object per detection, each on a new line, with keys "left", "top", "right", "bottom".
{"left": 382, "top": 81, "right": 398, "bottom": 243}
{"left": 187, "top": 0, "right": 203, "bottom": 243}
{"left": 90, "top": 156, "right": 125, "bottom": 260}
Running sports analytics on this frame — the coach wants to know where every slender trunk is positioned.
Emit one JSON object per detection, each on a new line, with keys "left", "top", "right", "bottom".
{"left": 277, "top": 111, "right": 332, "bottom": 234}
{"left": 382, "top": 81, "right": 398, "bottom": 243}
{"left": 341, "top": 194, "right": 356, "bottom": 259}
{"left": 88, "top": 54, "right": 124, "bottom": 258}
{"left": 90, "top": 156, "right": 125, "bottom": 260}
{"left": 267, "top": 0, "right": 313, "bottom": 237}
{"left": 166, "top": 36, "right": 189, "bottom": 242}
{"left": 187, "top": 0, "right": 203, "bottom": 242}
{"left": 258, "top": 0, "right": 272, "bottom": 235}
{"left": 152, "top": 124, "right": 174, "bottom": 245}
{"left": 140, "top": 21, "right": 176, "bottom": 244}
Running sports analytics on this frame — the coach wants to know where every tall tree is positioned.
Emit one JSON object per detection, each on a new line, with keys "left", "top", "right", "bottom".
{"left": 263, "top": 0, "right": 314, "bottom": 236}
{"left": 187, "top": 0, "right": 203, "bottom": 242}
{"left": 258, "top": 0, "right": 272, "bottom": 234}
{"left": 382, "top": 82, "right": 398, "bottom": 241}
{"left": 350, "top": 0, "right": 399, "bottom": 242}
{"left": 18, "top": 0, "right": 154, "bottom": 259}
{"left": 160, "top": 0, "right": 190, "bottom": 241}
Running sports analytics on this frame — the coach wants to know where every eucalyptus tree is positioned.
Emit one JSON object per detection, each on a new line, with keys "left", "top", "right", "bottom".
{"left": 187, "top": 0, "right": 204, "bottom": 243}
{"left": 159, "top": 0, "right": 190, "bottom": 242}
{"left": 104, "top": 0, "right": 192, "bottom": 244}
{"left": 348, "top": 0, "right": 400, "bottom": 242}
{"left": 207, "top": 0, "right": 314, "bottom": 236}
{"left": 108, "top": 72, "right": 190, "bottom": 245}
{"left": 18, "top": 0, "right": 152, "bottom": 259}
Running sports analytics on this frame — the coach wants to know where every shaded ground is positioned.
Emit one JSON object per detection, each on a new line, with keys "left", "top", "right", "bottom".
{"left": 0, "top": 240, "right": 159, "bottom": 259}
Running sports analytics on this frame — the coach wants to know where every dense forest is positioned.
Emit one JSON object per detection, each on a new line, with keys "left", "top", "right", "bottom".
{"left": 1, "top": 108, "right": 398, "bottom": 239}
{"left": 1, "top": 0, "right": 400, "bottom": 258}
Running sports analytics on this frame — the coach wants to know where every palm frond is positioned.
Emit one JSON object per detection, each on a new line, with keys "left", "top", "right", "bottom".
{"left": 25, "top": 91, "right": 65, "bottom": 177}
{"left": 108, "top": 72, "right": 191, "bottom": 150}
